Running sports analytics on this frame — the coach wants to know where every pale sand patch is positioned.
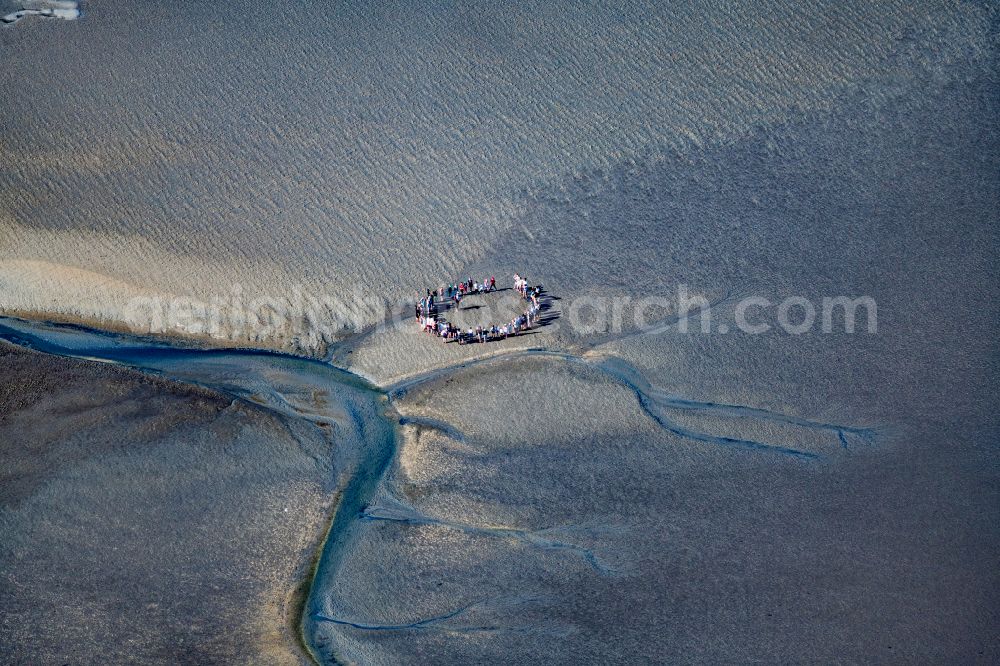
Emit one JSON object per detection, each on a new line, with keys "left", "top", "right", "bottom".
{"left": 3, "top": 0, "right": 991, "bottom": 348}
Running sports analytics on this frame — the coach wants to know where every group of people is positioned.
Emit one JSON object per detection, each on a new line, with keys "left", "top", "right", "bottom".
{"left": 454, "top": 276, "right": 496, "bottom": 302}
{"left": 414, "top": 276, "right": 497, "bottom": 322}
{"left": 514, "top": 273, "right": 543, "bottom": 307}
{"left": 415, "top": 274, "right": 543, "bottom": 344}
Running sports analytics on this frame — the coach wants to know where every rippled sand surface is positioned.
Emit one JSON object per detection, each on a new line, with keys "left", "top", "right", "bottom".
{"left": 2, "top": 0, "right": 993, "bottom": 347}
{"left": 2, "top": 1, "right": 998, "bottom": 664}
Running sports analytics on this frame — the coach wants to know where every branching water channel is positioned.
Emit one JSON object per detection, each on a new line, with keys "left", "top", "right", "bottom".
{"left": 0, "top": 315, "right": 875, "bottom": 664}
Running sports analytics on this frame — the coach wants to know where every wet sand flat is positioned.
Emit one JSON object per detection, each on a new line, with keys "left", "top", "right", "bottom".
{"left": 1, "top": 0, "right": 998, "bottom": 663}
{"left": 0, "top": 343, "right": 335, "bottom": 664}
